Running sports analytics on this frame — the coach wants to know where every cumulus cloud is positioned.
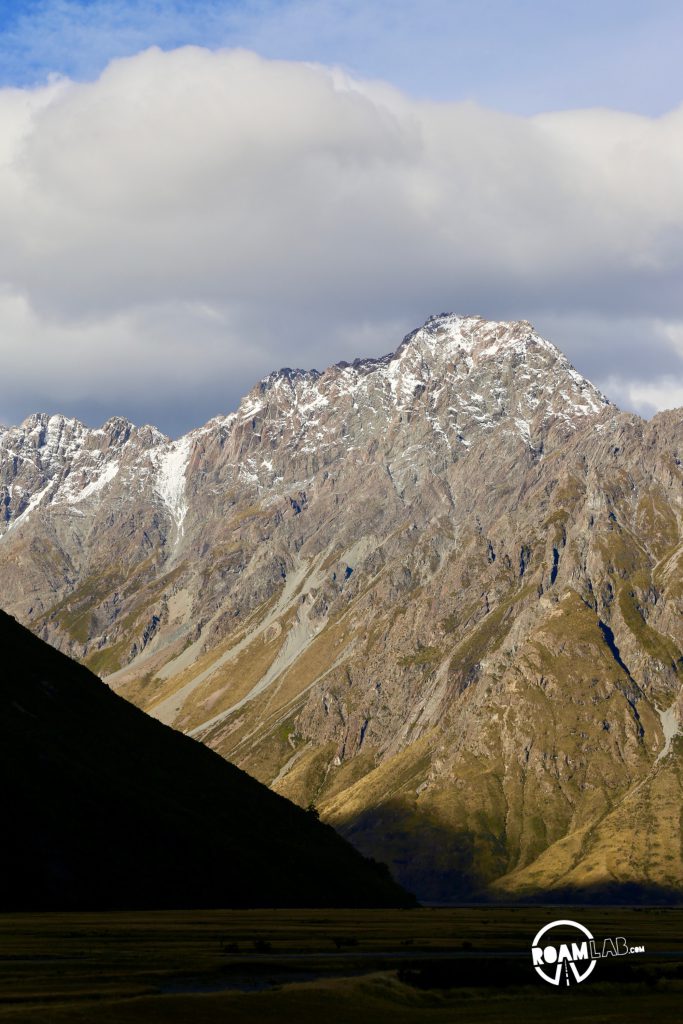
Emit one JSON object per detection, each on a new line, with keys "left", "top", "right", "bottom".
{"left": 0, "top": 46, "right": 682, "bottom": 434}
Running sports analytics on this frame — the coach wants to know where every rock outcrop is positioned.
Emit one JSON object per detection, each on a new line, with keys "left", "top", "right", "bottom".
{"left": 2, "top": 313, "right": 682, "bottom": 901}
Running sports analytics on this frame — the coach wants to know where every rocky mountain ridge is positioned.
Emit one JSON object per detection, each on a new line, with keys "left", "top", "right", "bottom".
{"left": 0, "top": 314, "right": 607, "bottom": 541}
{"left": 1, "top": 313, "right": 682, "bottom": 901}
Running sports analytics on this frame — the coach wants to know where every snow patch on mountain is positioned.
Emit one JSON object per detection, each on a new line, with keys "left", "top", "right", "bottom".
{"left": 65, "top": 460, "right": 120, "bottom": 504}
{"left": 154, "top": 435, "right": 193, "bottom": 533}
{"left": 5, "top": 479, "right": 55, "bottom": 532}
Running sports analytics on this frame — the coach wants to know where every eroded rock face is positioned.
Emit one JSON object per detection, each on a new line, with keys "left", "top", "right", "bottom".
{"left": 2, "top": 313, "right": 682, "bottom": 901}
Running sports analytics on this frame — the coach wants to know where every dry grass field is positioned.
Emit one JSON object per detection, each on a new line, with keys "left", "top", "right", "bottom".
{"left": 1, "top": 906, "right": 682, "bottom": 1023}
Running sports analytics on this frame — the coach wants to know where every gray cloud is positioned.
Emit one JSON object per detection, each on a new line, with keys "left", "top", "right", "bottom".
{"left": 0, "top": 47, "right": 682, "bottom": 435}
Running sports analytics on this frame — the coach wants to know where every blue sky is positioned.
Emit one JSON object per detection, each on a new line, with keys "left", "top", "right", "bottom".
{"left": 1, "top": 0, "right": 682, "bottom": 114}
{"left": 0, "top": 1, "right": 682, "bottom": 434}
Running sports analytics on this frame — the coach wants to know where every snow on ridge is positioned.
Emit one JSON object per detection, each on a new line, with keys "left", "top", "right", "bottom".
{"left": 298, "top": 392, "right": 329, "bottom": 415}
{"left": 65, "top": 460, "right": 120, "bottom": 505}
{"left": 231, "top": 313, "right": 607, "bottom": 432}
{"left": 416, "top": 313, "right": 549, "bottom": 360}
{"left": 4, "top": 479, "right": 55, "bottom": 533}
{"left": 513, "top": 418, "right": 533, "bottom": 447}
{"left": 213, "top": 314, "right": 610, "bottom": 434}
{"left": 155, "top": 434, "right": 193, "bottom": 534}
{"left": 198, "top": 412, "right": 236, "bottom": 435}
{"left": 239, "top": 396, "right": 264, "bottom": 421}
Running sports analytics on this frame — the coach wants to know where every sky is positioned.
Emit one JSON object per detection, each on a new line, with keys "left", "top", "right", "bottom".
{"left": 0, "top": 0, "right": 682, "bottom": 436}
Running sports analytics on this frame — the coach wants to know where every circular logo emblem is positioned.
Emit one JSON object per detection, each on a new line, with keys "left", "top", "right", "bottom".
{"left": 531, "top": 919, "right": 597, "bottom": 986}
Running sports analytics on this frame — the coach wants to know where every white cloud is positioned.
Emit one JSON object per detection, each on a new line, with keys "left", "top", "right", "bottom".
{"left": 0, "top": 46, "right": 682, "bottom": 433}
{"left": 601, "top": 376, "right": 683, "bottom": 417}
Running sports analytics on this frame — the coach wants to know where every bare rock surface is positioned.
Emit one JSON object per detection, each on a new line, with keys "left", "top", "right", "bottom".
{"left": 2, "top": 313, "right": 682, "bottom": 901}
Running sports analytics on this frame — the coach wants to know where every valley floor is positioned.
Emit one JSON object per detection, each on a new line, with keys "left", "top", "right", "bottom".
{"left": 1, "top": 907, "right": 683, "bottom": 1022}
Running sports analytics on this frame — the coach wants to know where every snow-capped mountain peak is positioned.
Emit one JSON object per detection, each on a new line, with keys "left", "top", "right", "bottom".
{"left": 0, "top": 314, "right": 609, "bottom": 539}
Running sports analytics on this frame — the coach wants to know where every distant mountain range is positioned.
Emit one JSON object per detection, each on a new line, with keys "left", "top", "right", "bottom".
{"left": 1, "top": 313, "right": 682, "bottom": 902}
{"left": 1, "top": 608, "right": 412, "bottom": 909}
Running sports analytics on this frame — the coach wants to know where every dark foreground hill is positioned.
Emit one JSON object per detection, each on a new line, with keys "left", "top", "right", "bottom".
{"left": 1, "top": 610, "right": 413, "bottom": 910}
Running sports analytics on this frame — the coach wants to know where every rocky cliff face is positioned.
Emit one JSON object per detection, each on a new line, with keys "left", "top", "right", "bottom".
{"left": 2, "top": 313, "right": 682, "bottom": 901}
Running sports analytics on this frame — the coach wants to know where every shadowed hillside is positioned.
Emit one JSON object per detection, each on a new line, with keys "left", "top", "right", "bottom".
{"left": 1, "top": 610, "right": 413, "bottom": 910}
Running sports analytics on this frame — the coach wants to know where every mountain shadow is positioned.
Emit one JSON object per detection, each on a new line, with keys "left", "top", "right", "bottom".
{"left": 502, "top": 881, "right": 683, "bottom": 906}
{"left": 1, "top": 610, "right": 414, "bottom": 910}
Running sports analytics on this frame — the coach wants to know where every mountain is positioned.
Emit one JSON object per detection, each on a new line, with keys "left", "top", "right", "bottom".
{"left": 1, "top": 313, "right": 682, "bottom": 902}
{"left": 1, "top": 608, "right": 412, "bottom": 909}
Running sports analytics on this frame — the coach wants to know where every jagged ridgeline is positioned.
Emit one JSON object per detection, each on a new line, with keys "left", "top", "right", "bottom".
{"left": 1, "top": 313, "right": 682, "bottom": 902}
{"left": 1, "top": 610, "right": 413, "bottom": 909}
